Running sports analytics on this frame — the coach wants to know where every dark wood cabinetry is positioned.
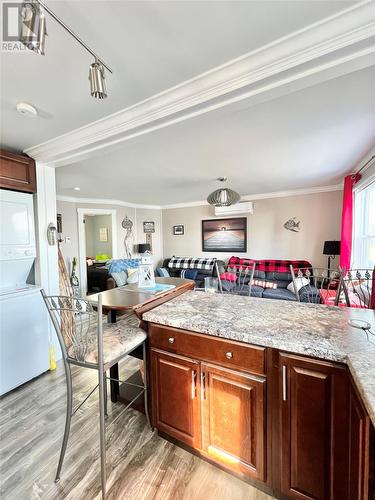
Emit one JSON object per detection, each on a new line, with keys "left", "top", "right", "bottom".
{"left": 201, "top": 363, "right": 266, "bottom": 481}
{"left": 279, "top": 353, "right": 350, "bottom": 500}
{"left": 151, "top": 349, "right": 201, "bottom": 448}
{"left": 0, "top": 150, "right": 36, "bottom": 193}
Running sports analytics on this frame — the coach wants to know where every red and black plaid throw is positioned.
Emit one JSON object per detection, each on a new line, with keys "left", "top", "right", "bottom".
{"left": 228, "top": 257, "right": 312, "bottom": 272}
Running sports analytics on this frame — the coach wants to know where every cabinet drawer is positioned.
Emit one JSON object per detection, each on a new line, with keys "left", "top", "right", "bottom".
{"left": 148, "top": 323, "right": 265, "bottom": 375}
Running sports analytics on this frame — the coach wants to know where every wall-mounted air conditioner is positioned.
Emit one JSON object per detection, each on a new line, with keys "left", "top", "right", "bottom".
{"left": 214, "top": 201, "right": 254, "bottom": 216}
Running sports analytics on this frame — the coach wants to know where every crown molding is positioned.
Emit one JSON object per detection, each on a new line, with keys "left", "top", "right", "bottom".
{"left": 56, "top": 195, "right": 162, "bottom": 210}
{"left": 57, "top": 184, "right": 342, "bottom": 210}
{"left": 25, "top": 1, "right": 375, "bottom": 167}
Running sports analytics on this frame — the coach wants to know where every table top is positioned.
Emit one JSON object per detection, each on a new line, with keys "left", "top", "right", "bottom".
{"left": 88, "top": 277, "right": 194, "bottom": 311}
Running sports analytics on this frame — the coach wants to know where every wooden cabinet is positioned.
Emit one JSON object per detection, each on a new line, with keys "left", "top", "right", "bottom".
{"left": 0, "top": 150, "right": 36, "bottom": 193}
{"left": 201, "top": 363, "right": 266, "bottom": 481}
{"left": 348, "top": 379, "right": 371, "bottom": 500}
{"left": 151, "top": 349, "right": 201, "bottom": 448}
{"left": 279, "top": 353, "right": 350, "bottom": 500}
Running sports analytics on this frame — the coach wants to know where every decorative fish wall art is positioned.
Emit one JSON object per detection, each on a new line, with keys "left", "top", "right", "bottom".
{"left": 284, "top": 217, "right": 301, "bottom": 232}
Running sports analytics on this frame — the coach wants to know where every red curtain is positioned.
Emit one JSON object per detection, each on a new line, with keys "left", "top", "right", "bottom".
{"left": 340, "top": 174, "right": 361, "bottom": 271}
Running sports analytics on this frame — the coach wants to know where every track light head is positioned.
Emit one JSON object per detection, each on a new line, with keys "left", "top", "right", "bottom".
{"left": 89, "top": 61, "right": 107, "bottom": 99}
{"left": 20, "top": 2, "right": 47, "bottom": 55}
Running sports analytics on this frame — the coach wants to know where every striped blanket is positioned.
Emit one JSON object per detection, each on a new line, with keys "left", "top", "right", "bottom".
{"left": 168, "top": 257, "right": 217, "bottom": 271}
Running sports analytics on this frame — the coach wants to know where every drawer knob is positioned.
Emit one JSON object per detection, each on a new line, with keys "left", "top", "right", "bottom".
{"left": 168, "top": 337, "right": 175, "bottom": 344}
{"left": 225, "top": 351, "right": 233, "bottom": 359}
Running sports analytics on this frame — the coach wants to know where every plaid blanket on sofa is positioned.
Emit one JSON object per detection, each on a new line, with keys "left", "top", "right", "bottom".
{"left": 228, "top": 257, "right": 312, "bottom": 272}
{"left": 168, "top": 257, "right": 217, "bottom": 271}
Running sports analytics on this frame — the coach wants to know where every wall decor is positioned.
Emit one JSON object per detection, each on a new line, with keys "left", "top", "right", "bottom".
{"left": 143, "top": 221, "right": 155, "bottom": 233}
{"left": 202, "top": 217, "right": 247, "bottom": 252}
{"left": 284, "top": 217, "right": 301, "bottom": 232}
{"left": 99, "top": 227, "right": 108, "bottom": 242}
{"left": 173, "top": 225, "right": 184, "bottom": 235}
{"left": 121, "top": 216, "right": 133, "bottom": 258}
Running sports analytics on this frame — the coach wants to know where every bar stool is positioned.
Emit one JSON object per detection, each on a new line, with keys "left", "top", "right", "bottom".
{"left": 41, "top": 291, "right": 150, "bottom": 500}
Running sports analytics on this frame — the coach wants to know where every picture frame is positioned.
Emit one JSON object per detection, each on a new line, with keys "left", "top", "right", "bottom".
{"left": 143, "top": 221, "right": 155, "bottom": 234}
{"left": 99, "top": 227, "right": 108, "bottom": 242}
{"left": 173, "top": 225, "right": 184, "bottom": 235}
{"left": 202, "top": 217, "right": 247, "bottom": 252}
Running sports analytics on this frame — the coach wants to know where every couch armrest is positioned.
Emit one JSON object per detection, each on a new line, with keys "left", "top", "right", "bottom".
{"left": 106, "top": 277, "right": 116, "bottom": 290}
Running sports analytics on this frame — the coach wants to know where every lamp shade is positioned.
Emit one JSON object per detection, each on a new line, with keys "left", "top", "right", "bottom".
{"left": 323, "top": 240, "right": 341, "bottom": 256}
{"left": 138, "top": 244, "right": 151, "bottom": 253}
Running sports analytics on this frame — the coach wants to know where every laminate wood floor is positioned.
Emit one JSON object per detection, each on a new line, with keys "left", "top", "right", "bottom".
{"left": 0, "top": 358, "right": 274, "bottom": 500}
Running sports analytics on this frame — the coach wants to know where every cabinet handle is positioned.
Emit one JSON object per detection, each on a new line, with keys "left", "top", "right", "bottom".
{"left": 168, "top": 337, "right": 175, "bottom": 344}
{"left": 225, "top": 351, "right": 233, "bottom": 359}
{"left": 201, "top": 372, "right": 206, "bottom": 400}
{"left": 282, "top": 365, "right": 287, "bottom": 401}
{"left": 191, "top": 370, "right": 197, "bottom": 398}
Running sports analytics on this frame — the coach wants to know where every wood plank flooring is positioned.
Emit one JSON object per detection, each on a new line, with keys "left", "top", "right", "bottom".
{"left": 0, "top": 358, "right": 274, "bottom": 500}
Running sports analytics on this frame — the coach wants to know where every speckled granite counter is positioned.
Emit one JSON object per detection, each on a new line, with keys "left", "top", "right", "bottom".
{"left": 143, "top": 291, "right": 375, "bottom": 426}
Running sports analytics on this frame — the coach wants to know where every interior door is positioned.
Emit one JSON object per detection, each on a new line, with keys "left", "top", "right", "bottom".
{"left": 201, "top": 362, "right": 266, "bottom": 481}
{"left": 151, "top": 349, "right": 201, "bottom": 448}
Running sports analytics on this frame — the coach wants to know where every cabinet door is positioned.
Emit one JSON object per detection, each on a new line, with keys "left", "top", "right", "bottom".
{"left": 151, "top": 349, "right": 201, "bottom": 448}
{"left": 0, "top": 150, "right": 36, "bottom": 193}
{"left": 280, "top": 353, "right": 349, "bottom": 500}
{"left": 201, "top": 363, "right": 266, "bottom": 481}
{"left": 348, "top": 381, "right": 371, "bottom": 500}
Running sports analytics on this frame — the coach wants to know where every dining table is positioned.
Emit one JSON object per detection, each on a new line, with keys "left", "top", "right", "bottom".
{"left": 89, "top": 277, "right": 195, "bottom": 403}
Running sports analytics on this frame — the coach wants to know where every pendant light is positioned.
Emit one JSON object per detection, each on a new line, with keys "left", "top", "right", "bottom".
{"left": 207, "top": 177, "right": 241, "bottom": 207}
{"left": 20, "top": 1, "right": 47, "bottom": 55}
{"left": 20, "top": 0, "right": 112, "bottom": 99}
{"left": 89, "top": 61, "right": 107, "bottom": 99}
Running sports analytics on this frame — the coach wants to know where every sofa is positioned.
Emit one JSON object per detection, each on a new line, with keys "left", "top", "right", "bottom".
{"left": 225, "top": 257, "right": 314, "bottom": 302}
{"left": 162, "top": 258, "right": 225, "bottom": 288}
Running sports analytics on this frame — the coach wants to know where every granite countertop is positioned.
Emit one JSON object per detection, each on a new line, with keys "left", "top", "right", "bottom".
{"left": 143, "top": 291, "right": 375, "bottom": 426}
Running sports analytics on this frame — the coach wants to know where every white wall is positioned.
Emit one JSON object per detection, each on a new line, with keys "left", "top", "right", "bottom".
{"left": 162, "top": 190, "right": 343, "bottom": 267}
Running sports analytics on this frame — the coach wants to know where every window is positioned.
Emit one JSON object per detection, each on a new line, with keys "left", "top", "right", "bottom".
{"left": 353, "top": 180, "right": 375, "bottom": 269}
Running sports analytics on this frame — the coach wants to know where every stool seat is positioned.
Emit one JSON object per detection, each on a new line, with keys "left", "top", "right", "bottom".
{"left": 68, "top": 319, "right": 147, "bottom": 367}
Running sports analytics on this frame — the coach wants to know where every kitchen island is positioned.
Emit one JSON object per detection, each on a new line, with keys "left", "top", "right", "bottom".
{"left": 143, "top": 291, "right": 375, "bottom": 500}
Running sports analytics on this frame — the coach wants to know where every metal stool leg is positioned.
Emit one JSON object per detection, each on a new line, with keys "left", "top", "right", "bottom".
{"left": 103, "top": 371, "right": 108, "bottom": 417}
{"left": 98, "top": 366, "right": 107, "bottom": 499}
{"left": 142, "top": 342, "right": 151, "bottom": 428}
{"left": 55, "top": 362, "right": 73, "bottom": 482}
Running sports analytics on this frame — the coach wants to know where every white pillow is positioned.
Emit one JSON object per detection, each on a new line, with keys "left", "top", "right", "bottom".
{"left": 111, "top": 270, "right": 127, "bottom": 287}
{"left": 287, "top": 277, "right": 309, "bottom": 294}
{"left": 127, "top": 268, "right": 139, "bottom": 284}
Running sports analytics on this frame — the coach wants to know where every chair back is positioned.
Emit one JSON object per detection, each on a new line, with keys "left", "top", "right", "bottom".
{"left": 41, "top": 291, "right": 103, "bottom": 364}
{"left": 290, "top": 266, "right": 342, "bottom": 305}
{"left": 336, "top": 268, "right": 374, "bottom": 309}
{"left": 219, "top": 262, "right": 256, "bottom": 296}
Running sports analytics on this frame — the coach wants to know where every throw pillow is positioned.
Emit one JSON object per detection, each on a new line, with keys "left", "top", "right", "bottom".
{"left": 251, "top": 279, "right": 265, "bottom": 287}
{"left": 156, "top": 267, "right": 170, "bottom": 277}
{"left": 264, "top": 281, "right": 278, "bottom": 289}
{"left": 181, "top": 269, "right": 198, "bottom": 280}
{"left": 287, "top": 277, "right": 309, "bottom": 294}
{"left": 127, "top": 268, "right": 139, "bottom": 284}
{"left": 220, "top": 272, "right": 237, "bottom": 282}
{"left": 110, "top": 270, "right": 127, "bottom": 287}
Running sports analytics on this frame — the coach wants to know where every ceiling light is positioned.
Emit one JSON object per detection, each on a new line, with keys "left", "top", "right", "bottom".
{"left": 207, "top": 177, "right": 241, "bottom": 207}
{"left": 20, "top": 2, "right": 47, "bottom": 55}
{"left": 20, "top": 0, "right": 112, "bottom": 99}
{"left": 89, "top": 61, "right": 107, "bottom": 99}
{"left": 73, "top": 187, "right": 81, "bottom": 191}
{"left": 16, "top": 102, "right": 38, "bottom": 117}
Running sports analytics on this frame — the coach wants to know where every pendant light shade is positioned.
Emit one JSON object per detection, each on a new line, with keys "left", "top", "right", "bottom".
{"left": 207, "top": 178, "right": 240, "bottom": 207}
{"left": 89, "top": 61, "right": 107, "bottom": 99}
{"left": 20, "top": 2, "right": 47, "bottom": 55}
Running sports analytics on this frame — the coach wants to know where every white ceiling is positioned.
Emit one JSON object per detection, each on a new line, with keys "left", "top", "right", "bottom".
{"left": 0, "top": 0, "right": 358, "bottom": 151}
{"left": 56, "top": 65, "right": 375, "bottom": 205}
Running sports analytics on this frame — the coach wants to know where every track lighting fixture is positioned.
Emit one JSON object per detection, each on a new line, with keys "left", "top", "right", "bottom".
{"left": 20, "top": 0, "right": 112, "bottom": 99}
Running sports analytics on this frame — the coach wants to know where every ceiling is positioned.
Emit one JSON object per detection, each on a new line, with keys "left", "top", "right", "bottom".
{"left": 56, "top": 65, "right": 375, "bottom": 205}
{"left": 0, "top": 0, "right": 358, "bottom": 151}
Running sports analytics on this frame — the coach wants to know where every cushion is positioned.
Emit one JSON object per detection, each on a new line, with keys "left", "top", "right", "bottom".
{"left": 287, "top": 277, "right": 309, "bottom": 294}
{"left": 156, "top": 267, "right": 170, "bottom": 277}
{"left": 106, "top": 258, "right": 140, "bottom": 273}
{"left": 181, "top": 269, "right": 198, "bottom": 280}
{"left": 250, "top": 285, "right": 264, "bottom": 298}
{"left": 252, "top": 279, "right": 265, "bottom": 287}
{"left": 263, "top": 288, "right": 297, "bottom": 301}
{"left": 110, "top": 270, "right": 127, "bottom": 287}
{"left": 264, "top": 281, "right": 278, "bottom": 289}
{"left": 220, "top": 272, "right": 238, "bottom": 282}
{"left": 127, "top": 268, "right": 139, "bottom": 284}
{"left": 265, "top": 271, "right": 293, "bottom": 282}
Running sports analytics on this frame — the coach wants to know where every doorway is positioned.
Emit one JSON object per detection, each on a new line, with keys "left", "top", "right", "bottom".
{"left": 77, "top": 208, "right": 117, "bottom": 294}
